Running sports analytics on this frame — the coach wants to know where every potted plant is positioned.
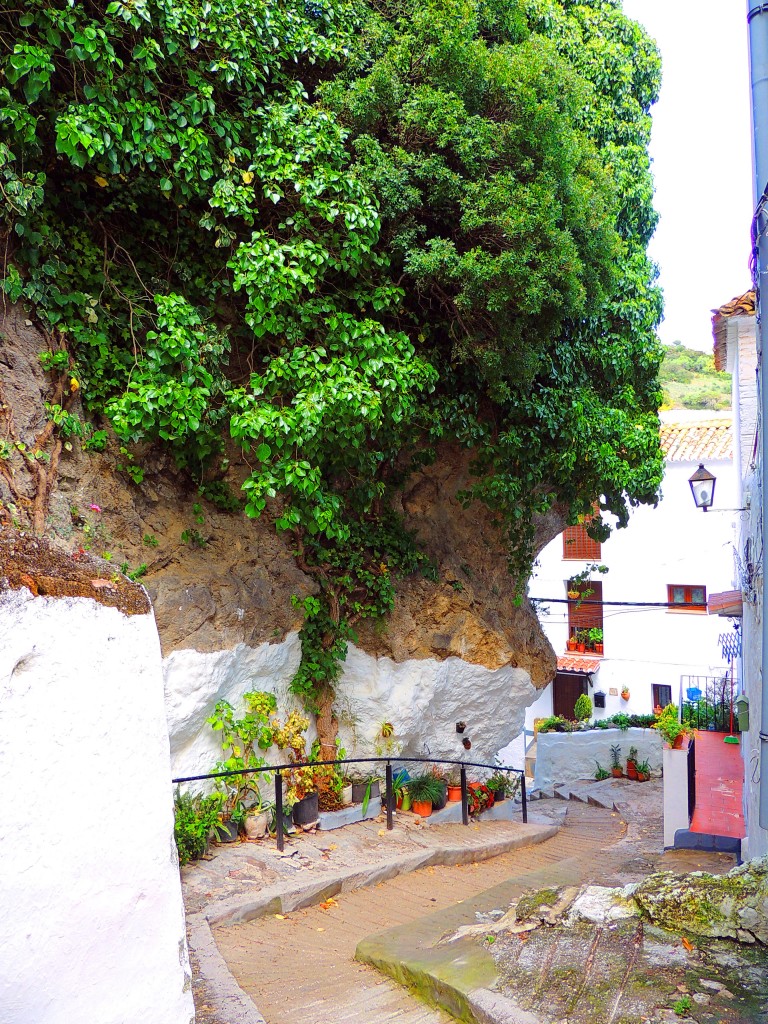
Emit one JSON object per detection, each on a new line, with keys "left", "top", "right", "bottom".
{"left": 406, "top": 772, "right": 444, "bottom": 816}
{"left": 635, "top": 759, "right": 651, "bottom": 781}
{"left": 243, "top": 796, "right": 274, "bottom": 839}
{"left": 626, "top": 745, "right": 639, "bottom": 780}
{"left": 351, "top": 773, "right": 381, "bottom": 809}
{"left": 594, "top": 762, "right": 610, "bottom": 781}
{"left": 446, "top": 768, "right": 462, "bottom": 802}
{"left": 566, "top": 631, "right": 578, "bottom": 651}
{"left": 428, "top": 766, "right": 448, "bottom": 810}
{"left": 391, "top": 769, "right": 410, "bottom": 810}
{"left": 621, "top": 687, "right": 630, "bottom": 701}
{"left": 467, "top": 783, "right": 495, "bottom": 816}
{"left": 487, "top": 771, "right": 518, "bottom": 802}
{"left": 609, "top": 744, "right": 623, "bottom": 778}
{"left": 576, "top": 628, "right": 588, "bottom": 653}
{"left": 588, "top": 627, "right": 603, "bottom": 654}
{"left": 654, "top": 703, "right": 687, "bottom": 748}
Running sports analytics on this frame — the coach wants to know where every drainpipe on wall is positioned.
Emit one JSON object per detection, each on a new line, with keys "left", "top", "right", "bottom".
{"left": 747, "top": 0, "right": 768, "bottom": 831}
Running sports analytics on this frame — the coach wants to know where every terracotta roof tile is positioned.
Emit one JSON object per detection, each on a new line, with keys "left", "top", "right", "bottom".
{"left": 711, "top": 291, "right": 755, "bottom": 321}
{"left": 556, "top": 654, "right": 602, "bottom": 674}
{"left": 659, "top": 419, "right": 732, "bottom": 462}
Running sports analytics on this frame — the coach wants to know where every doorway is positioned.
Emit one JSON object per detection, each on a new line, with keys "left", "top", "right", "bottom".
{"left": 553, "top": 673, "right": 588, "bottom": 719}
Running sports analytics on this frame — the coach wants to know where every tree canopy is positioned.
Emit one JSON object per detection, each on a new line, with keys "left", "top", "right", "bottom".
{"left": 0, "top": 0, "right": 664, "bottom": 726}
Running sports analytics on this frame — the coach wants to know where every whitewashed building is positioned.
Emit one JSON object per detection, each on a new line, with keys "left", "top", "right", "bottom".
{"left": 519, "top": 412, "right": 738, "bottom": 744}
{"left": 712, "top": 292, "right": 767, "bottom": 859}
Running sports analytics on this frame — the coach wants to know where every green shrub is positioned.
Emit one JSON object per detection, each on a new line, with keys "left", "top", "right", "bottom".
{"left": 574, "top": 694, "right": 592, "bottom": 722}
{"left": 173, "top": 788, "right": 225, "bottom": 866}
{"left": 538, "top": 715, "right": 573, "bottom": 733}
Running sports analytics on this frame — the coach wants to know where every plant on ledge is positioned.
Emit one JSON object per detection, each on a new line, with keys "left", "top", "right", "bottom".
{"left": 653, "top": 704, "right": 687, "bottom": 747}
{"left": 574, "top": 694, "right": 592, "bottom": 723}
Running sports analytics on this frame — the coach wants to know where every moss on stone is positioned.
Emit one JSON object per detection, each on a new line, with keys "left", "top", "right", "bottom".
{"left": 514, "top": 887, "right": 561, "bottom": 922}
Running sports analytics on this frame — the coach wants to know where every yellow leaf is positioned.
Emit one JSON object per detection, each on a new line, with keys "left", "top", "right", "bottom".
{"left": 681, "top": 936, "right": 694, "bottom": 951}
{"left": 228, "top": 153, "right": 236, "bottom": 164}
{"left": 328, "top": 844, "right": 337, "bottom": 851}
{"left": 94, "top": 176, "right": 108, "bottom": 188}
{"left": 274, "top": 914, "right": 286, "bottom": 920}
{"left": 378, "top": 829, "right": 386, "bottom": 837}
{"left": 70, "top": 378, "right": 80, "bottom": 392}
{"left": 316, "top": 927, "right": 325, "bottom": 932}
{"left": 241, "top": 170, "right": 254, "bottom": 185}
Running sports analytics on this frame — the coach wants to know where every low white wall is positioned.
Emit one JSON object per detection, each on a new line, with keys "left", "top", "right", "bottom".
{"left": 663, "top": 746, "right": 691, "bottom": 847}
{"left": 533, "top": 727, "right": 663, "bottom": 790}
{"left": 165, "top": 636, "right": 539, "bottom": 782}
{"left": 0, "top": 590, "right": 194, "bottom": 1024}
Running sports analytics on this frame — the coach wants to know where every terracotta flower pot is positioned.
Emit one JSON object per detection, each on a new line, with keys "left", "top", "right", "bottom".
{"left": 595, "top": 643, "right": 603, "bottom": 655}
{"left": 626, "top": 763, "right": 638, "bottom": 780}
{"left": 412, "top": 799, "right": 432, "bottom": 817}
{"left": 611, "top": 768, "right": 623, "bottom": 779}
{"left": 577, "top": 643, "right": 586, "bottom": 653}
{"left": 567, "top": 638, "right": 578, "bottom": 651}
{"left": 447, "top": 785, "right": 462, "bottom": 802}
{"left": 672, "top": 733, "right": 685, "bottom": 749}
{"left": 621, "top": 690, "right": 630, "bottom": 701}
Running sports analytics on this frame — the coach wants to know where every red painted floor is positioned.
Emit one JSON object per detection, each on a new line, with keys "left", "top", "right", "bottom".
{"left": 689, "top": 731, "right": 745, "bottom": 839}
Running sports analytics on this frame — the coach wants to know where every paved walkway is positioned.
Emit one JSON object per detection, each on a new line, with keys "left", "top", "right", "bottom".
{"left": 185, "top": 778, "right": 736, "bottom": 1024}
{"left": 689, "top": 730, "right": 745, "bottom": 840}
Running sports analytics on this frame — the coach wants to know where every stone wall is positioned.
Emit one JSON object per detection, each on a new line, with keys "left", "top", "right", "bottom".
{"left": 0, "top": 590, "right": 194, "bottom": 1024}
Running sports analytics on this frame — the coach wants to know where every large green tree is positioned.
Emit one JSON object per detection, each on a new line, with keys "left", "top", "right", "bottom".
{"left": 0, "top": 0, "right": 663, "bottom": 752}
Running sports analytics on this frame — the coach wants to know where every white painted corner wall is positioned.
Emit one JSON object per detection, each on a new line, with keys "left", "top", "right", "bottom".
{"left": 0, "top": 591, "right": 194, "bottom": 1024}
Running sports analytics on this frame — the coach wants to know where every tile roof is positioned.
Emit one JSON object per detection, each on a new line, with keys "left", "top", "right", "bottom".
{"left": 708, "top": 590, "right": 743, "bottom": 617}
{"left": 711, "top": 291, "right": 755, "bottom": 321}
{"left": 556, "top": 654, "right": 602, "bottom": 674}
{"left": 659, "top": 417, "right": 732, "bottom": 463}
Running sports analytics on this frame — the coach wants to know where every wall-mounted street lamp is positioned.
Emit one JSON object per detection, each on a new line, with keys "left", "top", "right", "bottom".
{"left": 688, "top": 463, "right": 716, "bottom": 512}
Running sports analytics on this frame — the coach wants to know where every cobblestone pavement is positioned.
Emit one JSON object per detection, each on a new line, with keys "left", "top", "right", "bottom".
{"left": 186, "top": 779, "right": 736, "bottom": 1024}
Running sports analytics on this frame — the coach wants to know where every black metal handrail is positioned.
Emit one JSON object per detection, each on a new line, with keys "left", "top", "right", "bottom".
{"left": 173, "top": 756, "right": 527, "bottom": 852}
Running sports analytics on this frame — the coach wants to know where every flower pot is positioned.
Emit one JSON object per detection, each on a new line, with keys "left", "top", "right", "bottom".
{"left": 218, "top": 818, "right": 240, "bottom": 844}
{"left": 432, "top": 781, "right": 448, "bottom": 811}
{"left": 341, "top": 784, "right": 353, "bottom": 806}
{"left": 595, "top": 643, "right": 603, "bottom": 655}
{"left": 577, "top": 643, "right": 586, "bottom": 653}
{"left": 292, "top": 792, "right": 319, "bottom": 825}
{"left": 626, "top": 763, "right": 638, "bottom": 780}
{"left": 567, "top": 637, "right": 578, "bottom": 651}
{"left": 611, "top": 768, "right": 623, "bottom": 779}
{"left": 244, "top": 811, "right": 269, "bottom": 839}
{"left": 637, "top": 772, "right": 650, "bottom": 782}
{"left": 351, "top": 781, "right": 380, "bottom": 803}
{"left": 412, "top": 799, "right": 432, "bottom": 817}
{"left": 492, "top": 790, "right": 506, "bottom": 803}
{"left": 447, "top": 785, "right": 462, "bottom": 802}
{"left": 672, "top": 733, "right": 685, "bottom": 749}
{"left": 621, "top": 691, "right": 630, "bottom": 701}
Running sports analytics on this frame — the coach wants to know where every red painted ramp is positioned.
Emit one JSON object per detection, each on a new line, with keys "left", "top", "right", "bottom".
{"left": 689, "top": 731, "right": 745, "bottom": 840}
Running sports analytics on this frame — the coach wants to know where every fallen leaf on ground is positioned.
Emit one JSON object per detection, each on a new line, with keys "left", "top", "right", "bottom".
{"left": 320, "top": 898, "right": 338, "bottom": 910}
{"left": 681, "top": 937, "right": 694, "bottom": 951}
{"left": 274, "top": 914, "right": 287, "bottom": 920}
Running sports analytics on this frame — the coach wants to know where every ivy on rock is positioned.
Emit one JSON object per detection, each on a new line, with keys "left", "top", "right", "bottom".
{"left": 0, "top": 0, "right": 664, "bottom": 752}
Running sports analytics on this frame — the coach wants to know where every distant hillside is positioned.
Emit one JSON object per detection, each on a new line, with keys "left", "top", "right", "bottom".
{"left": 659, "top": 342, "right": 731, "bottom": 410}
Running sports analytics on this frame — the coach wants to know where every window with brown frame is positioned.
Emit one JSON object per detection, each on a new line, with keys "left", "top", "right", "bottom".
{"left": 667, "top": 584, "right": 707, "bottom": 611}
{"left": 562, "top": 523, "right": 601, "bottom": 560}
{"left": 567, "top": 580, "right": 603, "bottom": 651}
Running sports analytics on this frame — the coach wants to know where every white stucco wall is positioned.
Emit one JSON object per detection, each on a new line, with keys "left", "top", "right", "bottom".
{"left": 0, "top": 590, "right": 194, "bottom": 1024}
{"left": 165, "top": 636, "right": 538, "bottom": 783}
{"left": 533, "top": 728, "right": 663, "bottom": 790}
{"left": 527, "top": 430, "right": 737, "bottom": 738}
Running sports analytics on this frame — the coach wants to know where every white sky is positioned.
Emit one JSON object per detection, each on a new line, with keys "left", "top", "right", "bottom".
{"left": 620, "top": 0, "right": 754, "bottom": 351}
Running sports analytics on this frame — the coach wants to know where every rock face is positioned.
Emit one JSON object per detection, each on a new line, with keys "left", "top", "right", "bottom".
{"left": 166, "top": 636, "right": 539, "bottom": 781}
{"left": 633, "top": 858, "right": 768, "bottom": 945}
{"left": 1, "top": 301, "right": 561, "bottom": 763}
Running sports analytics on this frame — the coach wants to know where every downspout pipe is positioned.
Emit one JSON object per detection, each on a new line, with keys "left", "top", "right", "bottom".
{"left": 747, "top": 0, "right": 768, "bottom": 832}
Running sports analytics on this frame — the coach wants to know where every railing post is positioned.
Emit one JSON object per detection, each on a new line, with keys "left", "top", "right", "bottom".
{"left": 520, "top": 771, "right": 527, "bottom": 823}
{"left": 275, "top": 769, "right": 284, "bottom": 852}
{"left": 460, "top": 765, "right": 469, "bottom": 826}
{"left": 385, "top": 762, "right": 393, "bottom": 830}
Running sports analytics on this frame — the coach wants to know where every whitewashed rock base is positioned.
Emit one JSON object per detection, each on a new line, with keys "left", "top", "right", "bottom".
{"left": 164, "top": 635, "right": 539, "bottom": 783}
{"left": 0, "top": 590, "right": 194, "bottom": 1024}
